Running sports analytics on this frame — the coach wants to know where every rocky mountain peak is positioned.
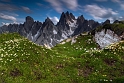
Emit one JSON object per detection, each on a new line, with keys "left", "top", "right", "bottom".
{"left": 113, "top": 20, "right": 124, "bottom": 24}
{"left": 57, "top": 12, "right": 65, "bottom": 25}
{"left": 77, "top": 15, "right": 85, "bottom": 24}
{"left": 65, "top": 11, "right": 75, "bottom": 22}
{"left": 70, "top": 13, "right": 75, "bottom": 20}
{"left": 58, "top": 11, "right": 76, "bottom": 25}
{"left": 43, "top": 17, "right": 54, "bottom": 25}
{"left": 113, "top": 20, "right": 119, "bottom": 24}
{"left": 26, "top": 16, "right": 34, "bottom": 23}
{"left": 45, "top": 17, "right": 51, "bottom": 22}
{"left": 24, "top": 16, "right": 34, "bottom": 33}
{"left": 65, "top": 11, "right": 69, "bottom": 16}
{"left": 102, "top": 19, "right": 110, "bottom": 25}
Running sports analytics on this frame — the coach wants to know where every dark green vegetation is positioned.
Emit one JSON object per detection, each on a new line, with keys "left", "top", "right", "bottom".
{"left": 0, "top": 33, "right": 124, "bottom": 83}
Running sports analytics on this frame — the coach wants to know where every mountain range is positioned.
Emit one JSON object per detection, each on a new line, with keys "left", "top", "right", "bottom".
{"left": 0, "top": 11, "right": 124, "bottom": 49}
{"left": 0, "top": 11, "right": 100, "bottom": 48}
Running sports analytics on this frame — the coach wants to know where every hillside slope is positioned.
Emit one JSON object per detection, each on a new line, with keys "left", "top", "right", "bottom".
{"left": 0, "top": 33, "right": 124, "bottom": 83}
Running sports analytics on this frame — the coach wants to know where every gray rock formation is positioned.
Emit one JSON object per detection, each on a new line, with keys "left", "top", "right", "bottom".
{"left": 92, "top": 24, "right": 124, "bottom": 49}
{"left": 73, "top": 15, "right": 100, "bottom": 35}
{"left": 94, "top": 29, "right": 122, "bottom": 48}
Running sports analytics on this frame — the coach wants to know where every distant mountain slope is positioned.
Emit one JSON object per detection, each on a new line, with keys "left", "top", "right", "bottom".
{"left": 0, "top": 11, "right": 100, "bottom": 48}
{"left": 0, "top": 33, "right": 124, "bottom": 83}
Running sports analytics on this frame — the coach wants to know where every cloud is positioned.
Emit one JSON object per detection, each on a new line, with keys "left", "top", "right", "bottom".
{"left": 1, "top": 17, "right": 25, "bottom": 26}
{"left": 1, "top": 22, "right": 10, "bottom": 26}
{"left": 36, "top": 3, "right": 42, "bottom": 6}
{"left": 0, "top": 13, "right": 16, "bottom": 21}
{"left": 111, "top": 0, "right": 124, "bottom": 9}
{"left": 95, "top": 0, "right": 108, "bottom": 2}
{"left": 120, "top": 4, "right": 124, "bottom": 9}
{"left": 1, "top": 21, "right": 21, "bottom": 26}
{"left": 49, "top": 16, "right": 59, "bottom": 24}
{"left": 2, "top": 12, "right": 19, "bottom": 17}
{"left": 109, "top": 15, "right": 124, "bottom": 22}
{"left": 0, "top": 2, "right": 32, "bottom": 14}
{"left": 45, "top": 0, "right": 79, "bottom": 13}
{"left": 0, "top": 11, "right": 24, "bottom": 26}
{"left": 0, "top": 3, "right": 18, "bottom": 11}
{"left": 111, "top": 0, "right": 120, "bottom": 3}
{"left": 21, "top": 6, "right": 32, "bottom": 13}
{"left": 45, "top": 0, "right": 63, "bottom": 13}
{"left": 0, "top": 0, "right": 11, "bottom": 2}
{"left": 62, "top": 0, "right": 78, "bottom": 10}
{"left": 84, "top": 4, "right": 118, "bottom": 20}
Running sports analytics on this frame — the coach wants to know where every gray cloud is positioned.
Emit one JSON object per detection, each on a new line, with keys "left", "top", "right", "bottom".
{"left": 111, "top": 0, "right": 124, "bottom": 9}
{"left": 45, "top": 0, "right": 79, "bottom": 13}
{"left": 111, "top": 0, "right": 120, "bottom": 3}
{"left": 84, "top": 4, "right": 118, "bottom": 20}
{"left": 62, "top": 0, "right": 78, "bottom": 10}
{"left": 0, "top": 2, "right": 32, "bottom": 14}
{"left": 0, "top": 13, "right": 16, "bottom": 21}
{"left": 21, "top": 6, "right": 32, "bottom": 13}
{"left": 0, "top": 15, "right": 25, "bottom": 26}
{"left": 95, "top": 0, "right": 108, "bottom": 2}
{"left": 45, "top": 0, "right": 63, "bottom": 13}
{"left": 36, "top": 3, "right": 43, "bottom": 6}
{"left": 0, "top": 3, "right": 18, "bottom": 11}
{"left": 0, "top": 0, "right": 11, "bottom": 2}
{"left": 109, "top": 15, "right": 124, "bottom": 22}
{"left": 2, "top": 12, "right": 19, "bottom": 17}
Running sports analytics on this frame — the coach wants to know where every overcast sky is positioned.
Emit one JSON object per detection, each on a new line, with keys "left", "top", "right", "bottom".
{"left": 0, "top": 0, "right": 124, "bottom": 26}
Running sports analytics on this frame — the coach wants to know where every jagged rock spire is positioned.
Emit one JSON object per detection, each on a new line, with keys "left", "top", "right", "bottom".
{"left": 26, "top": 16, "right": 34, "bottom": 23}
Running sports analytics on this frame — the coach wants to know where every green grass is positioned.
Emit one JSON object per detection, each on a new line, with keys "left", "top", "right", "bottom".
{"left": 0, "top": 33, "right": 124, "bottom": 83}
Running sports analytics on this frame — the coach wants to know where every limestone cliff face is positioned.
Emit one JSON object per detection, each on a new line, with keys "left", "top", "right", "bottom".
{"left": 94, "top": 29, "right": 122, "bottom": 49}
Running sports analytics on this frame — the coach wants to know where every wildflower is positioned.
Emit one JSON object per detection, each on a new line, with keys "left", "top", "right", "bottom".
{"left": 102, "top": 75, "right": 107, "bottom": 77}
{"left": 0, "top": 58, "right": 2, "bottom": 61}
{"left": 110, "top": 80, "right": 112, "bottom": 82}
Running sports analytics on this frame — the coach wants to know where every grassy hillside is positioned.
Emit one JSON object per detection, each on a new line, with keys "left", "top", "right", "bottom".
{"left": 0, "top": 33, "right": 124, "bottom": 83}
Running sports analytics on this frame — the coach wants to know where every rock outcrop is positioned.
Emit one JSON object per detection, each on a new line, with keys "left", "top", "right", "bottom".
{"left": 95, "top": 29, "right": 122, "bottom": 48}
{"left": 92, "top": 24, "right": 124, "bottom": 48}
